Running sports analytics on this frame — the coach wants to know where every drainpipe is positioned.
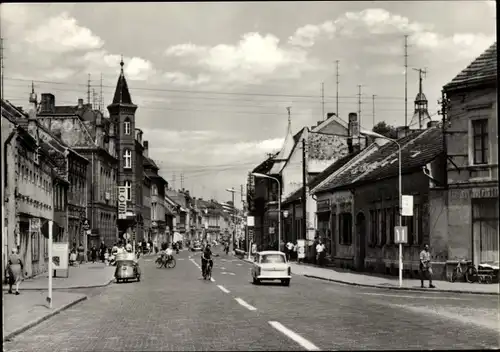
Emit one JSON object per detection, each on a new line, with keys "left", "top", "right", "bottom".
{"left": 3, "top": 128, "right": 17, "bottom": 272}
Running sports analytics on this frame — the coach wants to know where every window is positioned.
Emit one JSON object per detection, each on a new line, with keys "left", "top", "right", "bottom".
{"left": 413, "top": 204, "right": 423, "bottom": 245}
{"left": 402, "top": 215, "right": 414, "bottom": 245}
{"left": 124, "top": 149, "right": 132, "bottom": 169}
{"left": 472, "top": 119, "right": 488, "bottom": 165}
{"left": 151, "top": 185, "right": 158, "bottom": 196}
{"left": 31, "top": 232, "right": 40, "bottom": 262}
{"left": 388, "top": 207, "right": 396, "bottom": 244}
{"left": 124, "top": 119, "right": 131, "bottom": 135}
{"left": 125, "top": 181, "right": 132, "bottom": 201}
{"left": 152, "top": 202, "right": 157, "bottom": 219}
{"left": 339, "top": 213, "right": 352, "bottom": 245}
{"left": 369, "top": 210, "right": 377, "bottom": 246}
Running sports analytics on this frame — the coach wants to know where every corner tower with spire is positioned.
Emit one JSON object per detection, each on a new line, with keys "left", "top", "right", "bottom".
{"left": 107, "top": 57, "right": 143, "bottom": 243}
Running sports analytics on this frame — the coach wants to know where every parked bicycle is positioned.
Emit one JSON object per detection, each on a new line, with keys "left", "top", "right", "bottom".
{"left": 450, "top": 259, "right": 478, "bottom": 283}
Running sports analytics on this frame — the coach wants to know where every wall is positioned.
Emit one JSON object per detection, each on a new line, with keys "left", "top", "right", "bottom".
{"left": 446, "top": 86, "right": 498, "bottom": 184}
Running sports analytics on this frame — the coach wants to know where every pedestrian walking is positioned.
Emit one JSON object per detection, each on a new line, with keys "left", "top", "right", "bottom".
{"left": 99, "top": 241, "right": 107, "bottom": 263}
{"left": 77, "top": 243, "right": 85, "bottom": 264}
{"left": 316, "top": 240, "right": 325, "bottom": 266}
{"left": 419, "top": 244, "right": 436, "bottom": 288}
{"left": 90, "top": 245, "right": 98, "bottom": 263}
{"left": 6, "top": 248, "right": 24, "bottom": 295}
{"left": 286, "top": 241, "right": 294, "bottom": 262}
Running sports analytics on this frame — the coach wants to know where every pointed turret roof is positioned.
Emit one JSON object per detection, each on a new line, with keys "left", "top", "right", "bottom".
{"left": 269, "top": 113, "right": 295, "bottom": 174}
{"left": 111, "top": 57, "right": 133, "bottom": 105}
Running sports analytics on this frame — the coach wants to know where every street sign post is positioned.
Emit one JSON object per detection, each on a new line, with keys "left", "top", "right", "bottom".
{"left": 394, "top": 225, "right": 407, "bottom": 289}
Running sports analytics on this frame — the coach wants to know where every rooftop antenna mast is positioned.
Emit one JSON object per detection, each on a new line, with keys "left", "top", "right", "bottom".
{"left": 0, "top": 38, "right": 4, "bottom": 100}
{"left": 404, "top": 35, "right": 409, "bottom": 136}
{"left": 100, "top": 73, "right": 103, "bottom": 114}
{"left": 335, "top": 60, "right": 339, "bottom": 117}
{"left": 87, "top": 74, "right": 91, "bottom": 105}
{"left": 372, "top": 94, "right": 376, "bottom": 128}
{"left": 412, "top": 67, "right": 428, "bottom": 129}
{"left": 321, "top": 82, "right": 325, "bottom": 120}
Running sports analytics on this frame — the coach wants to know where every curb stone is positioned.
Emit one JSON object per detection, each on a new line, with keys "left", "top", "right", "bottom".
{"left": 3, "top": 295, "right": 88, "bottom": 341}
{"left": 2, "top": 277, "right": 115, "bottom": 291}
{"left": 304, "top": 274, "right": 500, "bottom": 296}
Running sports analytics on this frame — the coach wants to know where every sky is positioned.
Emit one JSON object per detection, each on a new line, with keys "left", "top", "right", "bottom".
{"left": 1, "top": 1, "right": 496, "bottom": 207}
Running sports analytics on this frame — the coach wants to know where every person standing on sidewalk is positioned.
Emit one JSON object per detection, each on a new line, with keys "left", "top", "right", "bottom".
{"left": 316, "top": 240, "right": 325, "bottom": 266}
{"left": 419, "top": 244, "right": 436, "bottom": 288}
{"left": 77, "top": 243, "right": 85, "bottom": 264}
{"left": 7, "top": 248, "right": 24, "bottom": 295}
{"left": 99, "top": 241, "right": 107, "bottom": 263}
{"left": 90, "top": 245, "right": 98, "bottom": 263}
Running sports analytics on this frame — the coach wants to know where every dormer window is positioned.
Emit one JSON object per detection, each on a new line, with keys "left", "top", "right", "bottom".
{"left": 124, "top": 149, "right": 132, "bottom": 169}
{"left": 152, "top": 185, "right": 158, "bottom": 196}
{"left": 124, "top": 118, "right": 131, "bottom": 135}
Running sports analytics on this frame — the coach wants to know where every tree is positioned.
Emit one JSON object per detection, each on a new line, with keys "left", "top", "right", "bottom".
{"left": 373, "top": 121, "right": 398, "bottom": 139}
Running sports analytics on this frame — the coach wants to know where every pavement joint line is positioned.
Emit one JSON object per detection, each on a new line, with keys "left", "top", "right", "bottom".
{"left": 268, "top": 321, "right": 321, "bottom": 351}
{"left": 217, "top": 285, "right": 230, "bottom": 293}
{"left": 3, "top": 295, "right": 88, "bottom": 341}
{"left": 235, "top": 297, "right": 257, "bottom": 311}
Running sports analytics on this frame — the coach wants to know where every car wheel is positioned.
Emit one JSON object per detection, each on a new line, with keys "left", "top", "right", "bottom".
{"left": 282, "top": 279, "right": 290, "bottom": 287}
{"left": 137, "top": 276, "right": 141, "bottom": 282}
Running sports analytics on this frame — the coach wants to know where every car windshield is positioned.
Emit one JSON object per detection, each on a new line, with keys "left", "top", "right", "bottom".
{"left": 261, "top": 254, "right": 285, "bottom": 264}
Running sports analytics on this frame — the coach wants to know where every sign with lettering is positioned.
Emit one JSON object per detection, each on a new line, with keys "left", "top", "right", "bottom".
{"left": 118, "top": 187, "right": 127, "bottom": 219}
{"left": 29, "top": 218, "right": 41, "bottom": 233}
{"left": 394, "top": 226, "right": 408, "bottom": 244}
{"left": 52, "top": 242, "right": 69, "bottom": 270}
{"left": 401, "top": 195, "right": 414, "bottom": 216}
{"left": 248, "top": 228, "right": 254, "bottom": 242}
{"left": 247, "top": 216, "right": 255, "bottom": 227}
{"left": 450, "top": 187, "right": 499, "bottom": 200}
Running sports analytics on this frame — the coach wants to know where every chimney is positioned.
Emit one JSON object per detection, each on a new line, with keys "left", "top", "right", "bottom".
{"left": 427, "top": 121, "right": 439, "bottom": 128}
{"left": 40, "top": 93, "right": 55, "bottom": 113}
{"left": 143, "top": 140, "right": 149, "bottom": 158}
{"left": 326, "top": 112, "right": 336, "bottom": 119}
{"left": 77, "top": 99, "right": 84, "bottom": 109}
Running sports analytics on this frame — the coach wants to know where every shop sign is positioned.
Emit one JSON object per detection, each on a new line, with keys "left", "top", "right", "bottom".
{"left": 317, "top": 199, "right": 330, "bottom": 212}
{"left": 118, "top": 187, "right": 127, "bottom": 219}
{"left": 450, "top": 187, "right": 498, "bottom": 200}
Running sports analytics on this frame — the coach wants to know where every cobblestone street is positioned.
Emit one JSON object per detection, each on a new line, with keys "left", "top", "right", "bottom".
{"left": 4, "top": 249, "right": 499, "bottom": 351}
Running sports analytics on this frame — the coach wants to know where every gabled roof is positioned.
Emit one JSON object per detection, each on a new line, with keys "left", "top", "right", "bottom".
{"left": 143, "top": 156, "right": 159, "bottom": 170}
{"left": 444, "top": 42, "right": 497, "bottom": 91}
{"left": 314, "top": 127, "right": 443, "bottom": 193}
{"left": 252, "top": 151, "right": 279, "bottom": 173}
{"left": 273, "top": 127, "right": 307, "bottom": 174}
{"left": 282, "top": 150, "right": 361, "bottom": 205}
{"left": 269, "top": 117, "right": 297, "bottom": 174}
{"left": 111, "top": 61, "right": 134, "bottom": 105}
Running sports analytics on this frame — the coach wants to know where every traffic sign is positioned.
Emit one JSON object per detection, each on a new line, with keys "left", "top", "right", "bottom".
{"left": 248, "top": 229, "right": 254, "bottom": 242}
{"left": 394, "top": 226, "right": 408, "bottom": 244}
{"left": 247, "top": 216, "right": 255, "bottom": 227}
{"left": 401, "top": 195, "right": 414, "bottom": 216}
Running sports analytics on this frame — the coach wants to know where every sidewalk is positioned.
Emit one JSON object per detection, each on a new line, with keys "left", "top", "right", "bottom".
{"left": 241, "top": 257, "right": 499, "bottom": 295}
{"left": 3, "top": 290, "right": 87, "bottom": 340}
{"left": 2, "top": 262, "right": 116, "bottom": 291}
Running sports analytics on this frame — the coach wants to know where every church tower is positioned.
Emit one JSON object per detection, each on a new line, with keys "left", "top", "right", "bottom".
{"left": 411, "top": 68, "right": 431, "bottom": 129}
{"left": 107, "top": 58, "right": 142, "bottom": 240}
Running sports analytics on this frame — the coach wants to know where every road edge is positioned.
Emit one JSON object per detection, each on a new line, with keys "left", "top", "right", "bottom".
{"left": 234, "top": 255, "right": 499, "bottom": 296}
{"left": 3, "top": 295, "right": 88, "bottom": 341}
{"left": 303, "top": 274, "right": 500, "bottom": 296}
{"left": 2, "top": 277, "right": 116, "bottom": 291}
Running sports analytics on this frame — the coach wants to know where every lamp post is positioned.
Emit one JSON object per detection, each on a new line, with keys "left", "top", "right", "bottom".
{"left": 361, "top": 129, "right": 403, "bottom": 287}
{"left": 225, "top": 188, "right": 237, "bottom": 250}
{"left": 251, "top": 173, "right": 281, "bottom": 252}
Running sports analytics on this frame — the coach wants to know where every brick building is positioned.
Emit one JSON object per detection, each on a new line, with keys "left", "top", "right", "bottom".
{"left": 440, "top": 42, "right": 498, "bottom": 266}
{"left": 108, "top": 59, "right": 146, "bottom": 243}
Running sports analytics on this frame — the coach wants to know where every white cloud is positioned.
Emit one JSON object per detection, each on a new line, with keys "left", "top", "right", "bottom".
{"left": 25, "top": 12, "right": 104, "bottom": 53}
{"left": 82, "top": 50, "right": 155, "bottom": 81}
{"left": 288, "top": 21, "right": 336, "bottom": 47}
{"left": 163, "top": 71, "right": 211, "bottom": 87}
{"left": 164, "top": 32, "right": 311, "bottom": 84}
{"left": 43, "top": 68, "right": 76, "bottom": 80}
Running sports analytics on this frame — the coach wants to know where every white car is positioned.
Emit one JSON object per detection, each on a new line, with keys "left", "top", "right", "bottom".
{"left": 251, "top": 250, "right": 291, "bottom": 286}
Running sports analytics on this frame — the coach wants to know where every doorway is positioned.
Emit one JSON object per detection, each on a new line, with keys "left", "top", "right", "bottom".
{"left": 356, "top": 212, "right": 366, "bottom": 270}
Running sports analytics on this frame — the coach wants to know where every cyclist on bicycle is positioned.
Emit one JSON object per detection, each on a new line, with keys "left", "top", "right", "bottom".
{"left": 201, "top": 244, "right": 213, "bottom": 278}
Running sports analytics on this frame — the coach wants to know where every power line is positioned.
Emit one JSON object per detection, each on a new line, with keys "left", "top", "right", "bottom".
{"left": 4, "top": 76, "right": 406, "bottom": 101}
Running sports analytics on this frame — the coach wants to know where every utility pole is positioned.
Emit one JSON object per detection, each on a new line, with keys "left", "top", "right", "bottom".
{"left": 87, "top": 74, "right": 91, "bottom": 105}
{"left": 372, "top": 95, "right": 376, "bottom": 128}
{"left": 301, "top": 138, "right": 307, "bottom": 242}
{"left": 321, "top": 82, "right": 325, "bottom": 120}
{"left": 92, "top": 88, "right": 97, "bottom": 110}
{"left": 412, "top": 67, "right": 427, "bottom": 129}
{"left": 172, "top": 172, "right": 176, "bottom": 190}
{"left": 180, "top": 173, "right": 184, "bottom": 189}
{"left": 335, "top": 60, "right": 339, "bottom": 118}
{"left": 404, "top": 35, "right": 409, "bottom": 136}
{"left": 357, "top": 85, "right": 362, "bottom": 144}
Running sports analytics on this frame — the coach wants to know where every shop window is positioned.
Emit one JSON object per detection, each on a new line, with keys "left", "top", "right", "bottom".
{"left": 472, "top": 198, "right": 499, "bottom": 264}
{"left": 413, "top": 204, "right": 423, "bottom": 245}
{"left": 331, "top": 213, "right": 336, "bottom": 247}
{"left": 471, "top": 119, "right": 488, "bottom": 165}
{"left": 378, "top": 209, "right": 385, "bottom": 246}
{"left": 402, "top": 215, "right": 414, "bottom": 245}
{"left": 369, "top": 210, "right": 378, "bottom": 246}
{"left": 339, "top": 212, "right": 352, "bottom": 245}
{"left": 388, "top": 207, "right": 396, "bottom": 244}
{"left": 31, "top": 232, "right": 40, "bottom": 262}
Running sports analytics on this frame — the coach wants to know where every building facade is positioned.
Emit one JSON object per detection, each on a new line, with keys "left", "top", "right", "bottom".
{"left": 442, "top": 42, "right": 498, "bottom": 266}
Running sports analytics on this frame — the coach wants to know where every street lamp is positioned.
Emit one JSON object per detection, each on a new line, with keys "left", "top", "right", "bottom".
{"left": 251, "top": 172, "right": 281, "bottom": 252}
{"left": 225, "top": 188, "right": 237, "bottom": 250}
{"left": 360, "top": 129, "right": 403, "bottom": 288}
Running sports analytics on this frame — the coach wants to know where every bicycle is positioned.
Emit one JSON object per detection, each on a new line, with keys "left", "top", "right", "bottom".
{"left": 156, "top": 255, "right": 176, "bottom": 269}
{"left": 202, "top": 259, "right": 214, "bottom": 280}
{"left": 450, "top": 259, "right": 478, "bottom": 283}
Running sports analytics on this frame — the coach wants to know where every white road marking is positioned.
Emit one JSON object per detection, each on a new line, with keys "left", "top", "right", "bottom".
{"left": 269, "top": 321, "right": 321, "bottom": 351}
{"left": 220, "top": 267, "right": 226, "bottom": 270}
{"left": 360, "top": 292, "right": 465, "bottom": 300}
{"left": 235, "top": 297, "right": 257, "bottom": 311}
{"left": 220, "top": 271, "right": 236, "bottom": 276}
{"left": 217, "top": 285, "right": 230, "bottom": 293}
{"left": 177, "top": 258, "right": 185, "bottom": 261}
{"left": 210, "top": 277, "right": 215, "bottom": 282}
{"left": 236, "top": 263, "right": 243, "bottom": 266}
